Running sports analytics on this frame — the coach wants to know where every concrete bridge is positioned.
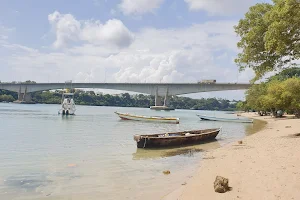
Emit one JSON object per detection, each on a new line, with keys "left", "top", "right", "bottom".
{"left": 0, "top": 82, "right": 251, "bottom": 106}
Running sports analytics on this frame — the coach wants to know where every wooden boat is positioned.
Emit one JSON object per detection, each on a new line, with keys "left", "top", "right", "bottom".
{"left": 197, "top": 115, "right": 253, "bottom": 123}
{"left": 133, "top": 128, "right": 220, "bottom": 148}
{"left": 114, "top": 111, "right": 179, "bottom": 124}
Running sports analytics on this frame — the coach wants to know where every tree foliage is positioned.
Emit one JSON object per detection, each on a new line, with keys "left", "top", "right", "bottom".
{"left": 0, "top": 90, "right": 18, "bottom": 101}
{"left": 245, "top": 77, "right": 300, "bottom": 117}
{"left": 245, "top": 83, "right": 267, "bottom": 111}
{"left": 281, "top": 78, "right": 300, "bottom": 117}
{"left": 267, "top": 67, "right": 300, "bottom": 82}
{"left": 235, "top": 0, "right": 300, "bottom": 81}
{"left": 0, "top": 94, "right": 15, "bottom": 102}
{"left": 236, "top": 101, "right": 247, "bottom": 111}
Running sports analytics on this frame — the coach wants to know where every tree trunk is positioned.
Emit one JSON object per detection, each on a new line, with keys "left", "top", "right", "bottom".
{"left": 271, "top": 109, "right": 277, "bottom": 118}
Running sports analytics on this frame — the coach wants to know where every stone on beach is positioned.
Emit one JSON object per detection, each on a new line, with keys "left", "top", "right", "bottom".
{"left": 214, "top": 176, "right": 230, "bottom": 193}
{"left": 163, "top": 170, "right": 171, "bottom": 175}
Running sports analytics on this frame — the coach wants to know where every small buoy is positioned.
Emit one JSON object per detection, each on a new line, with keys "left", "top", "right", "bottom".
{"left": 163, "top": 170, "right": 170, "bottom": 175}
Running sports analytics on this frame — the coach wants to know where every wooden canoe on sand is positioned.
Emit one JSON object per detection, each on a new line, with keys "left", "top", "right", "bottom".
{"left": 133, "top": 128, "right": 221, "bottom": 148}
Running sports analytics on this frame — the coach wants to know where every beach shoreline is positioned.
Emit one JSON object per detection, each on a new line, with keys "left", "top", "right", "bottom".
{"left": 163, "top": 113, "right": 300, "bottom": 200}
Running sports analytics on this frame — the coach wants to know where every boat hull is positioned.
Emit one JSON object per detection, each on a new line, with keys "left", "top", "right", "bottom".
{"left": 59, "top": 109, "right": 75, "bottom": 115}
{"left": 197, "top": 115, "right": 253, "bottom": 123}
{"left": 134, "top": 128, "right": 220, "bottom": 148}
{"left": 115, "top": 112, "right": 179, "bottom": 124}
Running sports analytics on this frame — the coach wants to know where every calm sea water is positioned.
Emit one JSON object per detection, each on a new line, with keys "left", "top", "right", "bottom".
{"left": 0, "top": 103, "right": 265, "bottom": 200}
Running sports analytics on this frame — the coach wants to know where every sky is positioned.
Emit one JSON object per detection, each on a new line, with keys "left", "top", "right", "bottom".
{"left": 0, "top": 0, "right": 272, "bottom": 100}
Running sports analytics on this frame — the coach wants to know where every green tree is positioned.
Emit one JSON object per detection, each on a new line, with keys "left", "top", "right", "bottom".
{"left": 245, "top": 83, "right": 267, "bottom": 111}
{"left": 235, "top": 0, "right": 300, "bottom": 81}
{"left": 0, "top": 90, "right": 18, "bottom": 99}
{"left": 236, "top": 101, "right": 245, "bottom": 111}
{"left": 0, "top": 94, "right": 15, "bottom": 102}
{"left": 267, "top": 67, "right": 300, "bottom": 82}
{"left": 263, "top": 80, "right": 285, "bottom": 115}
{"left": 281, "top": 78, "right": 300, "bottom": 117}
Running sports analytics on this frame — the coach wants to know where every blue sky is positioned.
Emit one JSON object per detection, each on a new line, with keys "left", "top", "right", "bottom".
{"left": 0, "top": 0, "right": 271, "bottom": 99}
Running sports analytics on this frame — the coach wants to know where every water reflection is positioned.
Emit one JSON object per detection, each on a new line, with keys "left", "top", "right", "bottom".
{"left": 4, "top": 173, "right": 52, "bottom": 192}
{"left": 60, "top": 115, "right": 75, "bottom": 121}
{"left": 245, "top": 119, "right": 267, "bottom": 135}
{"left": 3, "top": 167, "right": 83, "bottom": 197}
{"left": 132, "top": 140, "right": 221, "bottom": 160}
{"left": 163, "top": 148, "right": 203, "bottom": 157}
{"left": 0, "top": 104, "right": 265, "bottom": 200}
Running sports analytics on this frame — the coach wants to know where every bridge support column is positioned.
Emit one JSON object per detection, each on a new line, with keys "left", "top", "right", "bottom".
{"left": 155, "top": 95, "right": 163, "bottom": 106}
{"left": 150, "top": 87, "right": 174, "bottom": 110}
{"left": 163, "top": 95, "right": 170, "bottom": 107}
{"left": 17, "top": 93, "right": 32, "bottom": 102}
{"left": 13, "top": 86, "right": 34, "bottom": 104}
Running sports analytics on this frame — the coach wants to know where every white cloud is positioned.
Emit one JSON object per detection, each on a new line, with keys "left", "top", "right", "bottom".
{"left": 109, "top": 20, "right": 242, "bottom": 84}
{"left": 110, "top": 9, "right": 117, "bottom": 15}
{"left": 48, "top": 11, "right": 81, "bottom": 48}
{"left": 0, "top": 35, "right": 7, "bottom": 40}
{"left": 184, "top": 0, "right": 261, "bottom": 15}
{"left": 113, "top": 51, "right": 196, "bottom": 83}
{"left": 0, "top": 24, "right": 15, "bottom": 43}
{"left": 119, "top": 0, "right": 164, "bottom": 15}
{"left": 81, "top": 19, "right": 134, "bottom": 48}
{"left": 1, "top": 18, "right": 254, "bottom": 99}
{"left": 2, "top": 21, "right": 243, "bottom": 83}
{"left": 48, "top": 11, "right": 134, "bottom": 49}
{"left": 1, "top": 44, "right": 38, "bottom": 54}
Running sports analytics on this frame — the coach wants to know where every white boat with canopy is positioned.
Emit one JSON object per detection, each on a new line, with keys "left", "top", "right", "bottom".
{"left": 58, "top": 81, "right": 76, "bottom": 115}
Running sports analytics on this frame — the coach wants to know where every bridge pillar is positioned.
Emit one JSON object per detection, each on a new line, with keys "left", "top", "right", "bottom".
{"left": 150, "top": 87, "right": 174, "bottom": 110}
{"left": 155, "top": 96, "right": 163, "bottom": 106}
{"left": 13, "top": 86, "right": 34, "bottom": 104}
{"left": 17, "top": 93, "right": 32, "bottom": 102}
{"left": 163, "top": 95, "right": 170, "bottom": 107}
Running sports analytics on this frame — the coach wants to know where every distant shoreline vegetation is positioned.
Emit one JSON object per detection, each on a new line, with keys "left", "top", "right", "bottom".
{"left": 0, "top": 89, "right": 239, "bottom": 111}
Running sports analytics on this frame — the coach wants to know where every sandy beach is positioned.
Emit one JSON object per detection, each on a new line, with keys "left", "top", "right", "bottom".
{"left": 163, "top": 113, "right": 300, "bottom": 200}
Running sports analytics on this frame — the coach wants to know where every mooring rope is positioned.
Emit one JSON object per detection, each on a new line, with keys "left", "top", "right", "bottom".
{"left": 143, "top": 138, "right": 147, "bottom": 148}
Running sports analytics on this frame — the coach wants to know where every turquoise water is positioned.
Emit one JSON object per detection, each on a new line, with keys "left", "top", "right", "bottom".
{"left": 0, "top": 103, "right": 260, "bottom": 200}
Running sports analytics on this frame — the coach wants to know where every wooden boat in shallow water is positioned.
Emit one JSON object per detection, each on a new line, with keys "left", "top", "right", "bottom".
{"left": 133, "top": 128, "right": 221, "bottom": 148}
{"left": 114, "top": 111, "right": 179, "bottom": 124}
{"left": 197, "top": 115, "right": 253, "bottom": 123}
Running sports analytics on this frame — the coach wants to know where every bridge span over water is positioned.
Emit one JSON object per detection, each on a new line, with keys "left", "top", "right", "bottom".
{"left": 0, "top": 82, "right": 251, "bottom": 106}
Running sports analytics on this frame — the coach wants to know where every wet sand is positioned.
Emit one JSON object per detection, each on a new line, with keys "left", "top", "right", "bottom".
{"left": 163, "top": 113, "right": 300, "bottom": 200}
